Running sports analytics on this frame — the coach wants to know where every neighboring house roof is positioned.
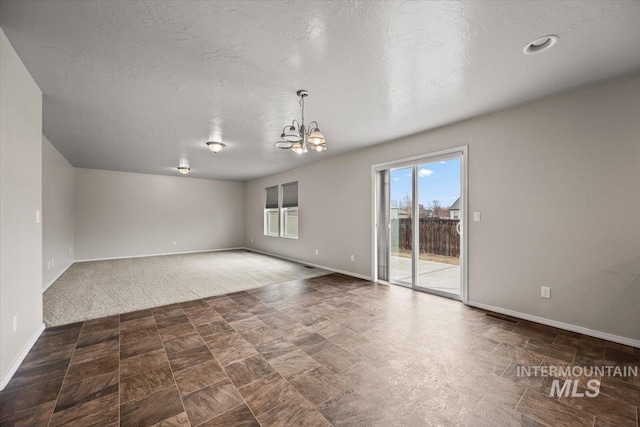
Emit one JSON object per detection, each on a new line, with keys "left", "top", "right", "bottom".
{"left": 449, "top": 197, "right": 461, "bottom": 210}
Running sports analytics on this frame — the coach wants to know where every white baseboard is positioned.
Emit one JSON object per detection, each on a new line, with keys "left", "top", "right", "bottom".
{"left": 75, "top": 247, "right": 246, "bottom": 263}
{"left": 466, "top": 301, "right": 640, "bottom": 349}
{"left": 245, "top": 248, "right": 372, "bottom": 281}
{"left": 43, "top": 262, "right": 73, "bottom": 292}
{"left": 0, "top": 323, "right": 45, "bottom": 391}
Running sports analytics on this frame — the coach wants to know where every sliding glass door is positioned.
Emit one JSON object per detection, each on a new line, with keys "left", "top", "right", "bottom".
{"left": 389, "top": 167, "right": 414, "bottom": 286}
{"left": 375, "top": 149, "right": 466, "bottom": 300}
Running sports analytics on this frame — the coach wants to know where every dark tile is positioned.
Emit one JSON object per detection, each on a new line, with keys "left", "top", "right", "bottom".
{"left": 197, "top": 404, "right": 259, "bottom": 427}
{"left": 167, "top": 345, "right": 216, "bottom": 372}
{"left": 312, "top": 345, "right": 360, "bottom": 374}
{"left": 197, "top": 320, "right": 233, "bottom": 337}
{"left": 150, "top": 412, "right": 190, "bottom": 426}
{"left": 257, "top": 393, "right": 331, "bottom": 426}
{"left": 120, "top": 333, "right": 164, "bottom": 359}
{"left": 3, "top": 356, "right": 69, "bottom": 392}
{"left": 49, "top": 392, "right": 118, "bottom": 427}
{"left": 31, "top": 328, "right": 80, "bottom": 352}
{"left": 524, "top": 340, "right": 576, "bottom": 363}
{"left": 155, "top": 314, "right": 190, "bottom": 330}
{"left": 54, "top": 370, "right": 118, "bottom": 413}
{"left": 0, "top": 400, "right": 54, "bottom": 427}
{"left": 120, "top": 365, "right": 175, "bottom": 404}
{"left": 163, "top": 333, "right": 206, "bottom": 356}
{"left": 82, "top": 315, "right": 119, "bottom": 333}
{"left": 224, "top": 354, "right": 274, "bottom": 388}
{"left": 71, "top": 339, "right": 119, "bottom": 365}
{"left": 258, "top": 312, "right": 298, "bottom": 330}
{"left": 289, "top": 366, "right": 348, "bottom": 405}
{"left": 182, "top": 379, "right": 244, "bottom": 425}
{"left": 204, "top": 332, "right": 258, "bottom": 366}
{"left": 604, "top": 347, "right": 640, "bottom": 364}
{"left": 120, "top": 309, "right": 153, "bottom": 322}
{"left": 292, "top": 332, "right": 334, "bottom": 356}
{"left": 120, "top": 348, "right": 170, "bottom": 378}
{"left": 327, "top": 330, "right": 368, "bottom": 352}
{"left": 255, "top": 337, "right": 297, "bottom": 360}
{"left": 0, "top": 376, "right": 63, "bottom": 415}
{"left": 64, "top": 354, "right": 119, "bottom": 385}
{"left": 173, "top": 360, "right": 227, "bottom": 396}
{"left": 184, "top": 306, "right": 222, "bottom": 326}
{"left": 76, "top": 327, "right": 119, "bottom": 349}
{"left": 269, "top": 349, "right": 321, "bottom": 379}
{"left": 238, "top": 372, "right": 298, "bottom": 417}
{"left": 121, "top": 324, "right": 160, "bottom": 346}
{"left": 515, "top": 389, "right": 594, "bottom": 426}
{"left": 229, "top": 316, "right": 267, "bottom": 333}
{"left": 159, "top": 322, "right": 197, "bottom": 341}
{"left": 239, "top": 325, "right": 282, "bottom": 346}
{"left": 120, "top": 385, "right": 184, "bottom": 426}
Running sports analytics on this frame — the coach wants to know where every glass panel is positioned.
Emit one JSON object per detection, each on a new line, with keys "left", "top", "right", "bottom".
{"left": 416, "top": 158, "right": 461, "bottom": 295}
{"left": 283, "top": 207, "right": 298, "bottom": 237}
{"left": 266, "top": 209, "right": 279, "bottom": 235}
{"left": 389, "top": 167, "right": 413, "bottom": 285}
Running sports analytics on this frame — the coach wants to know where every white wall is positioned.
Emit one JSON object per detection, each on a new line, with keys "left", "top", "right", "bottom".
{"left": 245, "top": 74, "right": 640, "bottom": 343}
{"left": 74, "top": 168, "right": 245, "bottom": 261}
{"left": 42, "top": 136, "right": 74, "bottom": 290}
{"left": 0, "top": 29, "right": 44, "bottom": 388}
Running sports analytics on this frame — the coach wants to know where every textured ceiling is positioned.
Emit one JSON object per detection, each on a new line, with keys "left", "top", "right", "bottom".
{"left": 1, "top": 1, "right": 640, "bottom": 181}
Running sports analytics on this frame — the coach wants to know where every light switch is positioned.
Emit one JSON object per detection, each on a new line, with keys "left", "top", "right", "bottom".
{"left": 473, "top": 212, "right": 481, "bottom": 222}
{"left": 36, "top": 210, "right": 41, "bottom": 223}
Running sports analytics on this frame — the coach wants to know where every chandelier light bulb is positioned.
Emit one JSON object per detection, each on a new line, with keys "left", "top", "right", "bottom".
{"left": 274, "top": 90, "right": 327, "bottom": 153}
{"left": 207, "top": 142, "right": 226, "bottom": 153}
{"left": 177, "top": 166, "right": 191, "bottom": 174}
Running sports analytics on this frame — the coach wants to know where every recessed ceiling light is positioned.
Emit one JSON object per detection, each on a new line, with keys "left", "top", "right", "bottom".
{"left": 177, "top": 166, "right": 191, "bottom": 174}
{"left": 207, "top": 142, "right": 226, "bottom": 153}
{"left": 523, "top": 35, "right": 558, "bottom": 54}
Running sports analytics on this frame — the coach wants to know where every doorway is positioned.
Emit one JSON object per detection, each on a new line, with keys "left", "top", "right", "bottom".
{"left": 373, "top": 147, "right": 468, "bottom": 301}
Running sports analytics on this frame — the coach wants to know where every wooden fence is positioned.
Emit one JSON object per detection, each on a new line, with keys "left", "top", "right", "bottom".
{"left": 391, "top": 218, "right": 460, "bottom": 257}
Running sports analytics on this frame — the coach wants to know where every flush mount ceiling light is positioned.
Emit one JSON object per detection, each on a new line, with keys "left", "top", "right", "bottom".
{"left": 207, "top": 141, "right": 226, "bottom": 153}
{"left": 274, "top": 90, "right": 328, "bottom": 154}
{"left": 177, "top": 166, "right": 191, "bottom": 174}
{"left": 523, "top": 35, "right": 559, "bottom": 54}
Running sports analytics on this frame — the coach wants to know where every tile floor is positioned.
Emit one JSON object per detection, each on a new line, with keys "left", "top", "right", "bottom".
{"left": 1, "top": 273, "right": 638, "bottom": 426}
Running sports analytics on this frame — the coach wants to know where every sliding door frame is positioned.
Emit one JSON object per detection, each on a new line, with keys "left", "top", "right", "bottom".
{"left": 371, "top": 146, "right": 469, "bottom": 303}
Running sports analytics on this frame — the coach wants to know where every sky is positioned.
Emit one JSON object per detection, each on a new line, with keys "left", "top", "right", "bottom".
{"left": 390, "top": 158, "right": 461, "bottom": 209}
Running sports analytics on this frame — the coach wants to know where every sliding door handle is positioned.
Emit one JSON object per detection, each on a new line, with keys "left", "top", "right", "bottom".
{"left": 456, "top": 221, "right": 462, "bottom": 235}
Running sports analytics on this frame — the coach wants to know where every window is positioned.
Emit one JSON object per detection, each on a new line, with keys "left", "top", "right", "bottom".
{"left": 264, "top": 185, "right": 279, "bottom": 236}
{"left": 281, "top": 182, "right": 298, "bottom": 238}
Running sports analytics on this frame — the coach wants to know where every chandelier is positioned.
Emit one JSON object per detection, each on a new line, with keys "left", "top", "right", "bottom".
{"left": 274, "top": 90, "right": 327, "bottom": 153}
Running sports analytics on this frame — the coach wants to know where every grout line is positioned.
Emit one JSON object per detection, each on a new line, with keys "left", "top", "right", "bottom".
{"left": 152, "top": 309, "right": 192, "bottom": 426}
{"left": 46, "top": 323, "right": 83, "bottom": 427}
{"left": 514, "top": 387, "right": 527, "bottom": 412}
{"left": 186, "top": 304, "right": 263, "bottom": 426}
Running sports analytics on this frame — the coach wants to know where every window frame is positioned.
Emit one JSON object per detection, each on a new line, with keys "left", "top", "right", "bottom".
{"left": 280, "top": 182, "right": 299, "bottom": 239}
{"left": 264, "top": 185, "right": 280, "bottom": 237}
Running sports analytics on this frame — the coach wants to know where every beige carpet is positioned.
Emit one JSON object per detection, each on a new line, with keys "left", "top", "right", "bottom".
{"left": 44, "top": 250, "right": 329, "bottom": 327}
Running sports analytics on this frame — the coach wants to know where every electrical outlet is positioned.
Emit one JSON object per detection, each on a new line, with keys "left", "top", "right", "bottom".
{"left": 12, "top": 315, "right": 18, "bottom": 332}
{"left": 69, "top": 247, "right": 73, "bottom": 254}
{"left": 541, "top": 286, "right": 551, "bottom": 299}
{"left": 315, "top": 249, "right": 319, "bottom": 256}
{"left": 350, "top": 254, "right": 355, "bottom": 262}
{"left": 250, "top": 238, "right": 253, "bottom": 243}
{"left": 47, "top": 261, "right": 51, "bottom": 269}
{"left": 173, "top": 241, "right": 177, "bottom": 246}
{"left": 474, "top": 212, "right": 481, "bottom": 222}
{"left": 36, "top": 210, "right": 41, "bottom": 224}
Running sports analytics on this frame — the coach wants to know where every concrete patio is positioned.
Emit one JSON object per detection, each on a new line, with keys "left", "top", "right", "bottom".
{"left": 390, "top": 255, "right": 460, "bottom": 295}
